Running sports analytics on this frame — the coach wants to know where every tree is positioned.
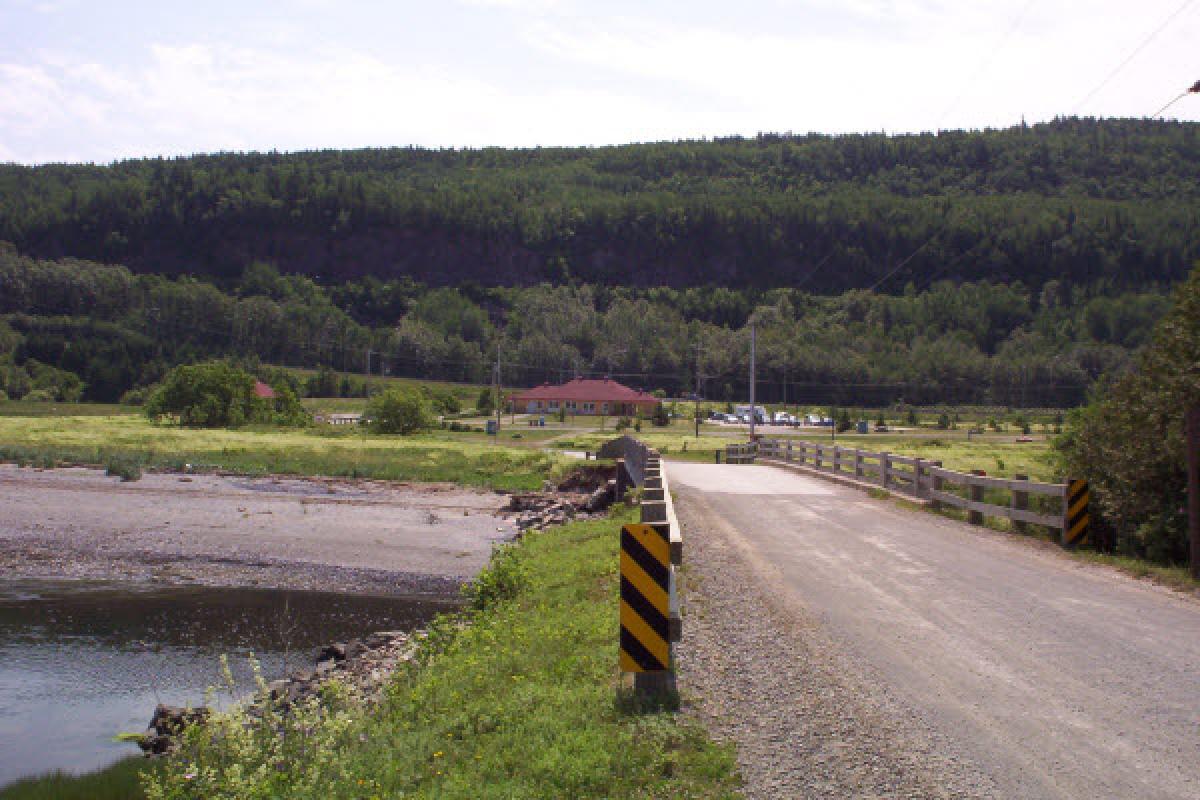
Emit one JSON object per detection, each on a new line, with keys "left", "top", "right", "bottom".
{"left": 144, "top": 362, "right": 264, "bottom": 428}
{"left": 476, "top": 387, "right": 494, "bottom": 415}
{"left": 367, "top": 388, "right": 433, "bottom": 434}
{"left": 1058, "top": 264, "right": 1200, "bottom": 562}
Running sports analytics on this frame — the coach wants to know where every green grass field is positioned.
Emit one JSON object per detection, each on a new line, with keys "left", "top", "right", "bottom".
{"left": 0, "top": 415, "right": 557, "bottom": 490}
{"left": 139, "top": 509, "right": 739, "bottom": 799}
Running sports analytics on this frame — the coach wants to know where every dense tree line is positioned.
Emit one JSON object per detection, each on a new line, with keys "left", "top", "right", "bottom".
{"left": 1, "top": 119, "right": 1197, "bottom": 291}
{"left": 0, "top": 244, "right": 1172, "bottom": 406}
{"left": 1059, "top": 264, "right": 1200, "bottom": 564}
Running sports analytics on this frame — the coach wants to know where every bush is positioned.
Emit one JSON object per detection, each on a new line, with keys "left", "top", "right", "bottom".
{"left": 366, "top": 388, "right": 433, "bottom": 434}
{"left": 476, "top": 386, "right": 494, "bottom": 415}
{"left": 937, "top": 412, "right": 951, "bottom": 430}
{"left": 104, "top": 455, "right": 143, "bottom": 482}
{"left": 615, "top": 416, "right": 632, "bottom": 431}
{"left": 652, "top": 404, "right": 670, "bottom": 427}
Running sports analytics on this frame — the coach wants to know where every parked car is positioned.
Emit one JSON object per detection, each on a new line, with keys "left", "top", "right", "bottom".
{"left": 805, "top": 414, "right": 823, "bottom": 426}
{"left": 773, "top": 412, "right": 794, "bottom": 425}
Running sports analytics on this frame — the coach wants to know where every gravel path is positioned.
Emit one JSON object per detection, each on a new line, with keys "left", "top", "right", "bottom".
{"left": 675, "top": 486, "right": 992, "bottom": 799}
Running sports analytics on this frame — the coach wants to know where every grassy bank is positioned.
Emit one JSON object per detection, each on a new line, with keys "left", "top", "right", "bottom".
{"left": 0, "top": 758, "right": 149, "bottom": 800}
{"left": 139, "top": 508, "right": 737, "bottom": 798}
{"left": 0, "top": 415, "right": 556, "bottom": 490}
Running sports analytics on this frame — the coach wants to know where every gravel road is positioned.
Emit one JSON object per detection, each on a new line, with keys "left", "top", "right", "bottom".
{"left": 670, "top": 462, "right": 1200, "bottom": 800}
{"left": 0, "top": 464, "right": 516, "bottom": 595}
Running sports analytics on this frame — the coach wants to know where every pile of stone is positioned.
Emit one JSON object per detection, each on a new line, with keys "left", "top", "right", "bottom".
{"left": 265, "top": 630, "right": 423, "bottom": 707}
{"left": 507, "top": 482, "right": 613, "bottom": 533}
{"left": 137, "top": 630, "right": 424, "bottom": 756}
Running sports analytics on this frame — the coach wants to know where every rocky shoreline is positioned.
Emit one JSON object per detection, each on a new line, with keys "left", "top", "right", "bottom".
{"left": 140, "top": 629, "right": 428, "bottom": 756}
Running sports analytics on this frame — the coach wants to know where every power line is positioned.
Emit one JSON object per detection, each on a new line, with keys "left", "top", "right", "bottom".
{"left": 1150, "top": 78, "right": 1200, "bottom": 117}
{"left": 1074, "top": 0, "right": 1198, "bottom": 113}
{"left": 936, "top": 0, "right": 1038, "bottom": 129}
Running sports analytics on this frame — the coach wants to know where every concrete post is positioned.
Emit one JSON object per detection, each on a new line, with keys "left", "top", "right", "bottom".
{"left": 968, "top": 470, "right": 986, "bottom": 525}
{"left": 1013, "top": 473, "right": 1029, "bottom": 533}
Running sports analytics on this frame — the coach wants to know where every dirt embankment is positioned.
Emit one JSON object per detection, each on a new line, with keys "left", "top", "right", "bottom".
{"left": 0, "top": 465, "right": 519, "bottom": 596}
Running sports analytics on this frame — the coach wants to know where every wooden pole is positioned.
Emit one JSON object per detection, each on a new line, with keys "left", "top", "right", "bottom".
{"left": 1013, "top": 473, "right": 1029, "bottom": 534}
{"left": 968, "top": 470, "right": 986, "bottom": 526}
{"left": 1188, "top": 406, "right": 1200, "bottom": 581}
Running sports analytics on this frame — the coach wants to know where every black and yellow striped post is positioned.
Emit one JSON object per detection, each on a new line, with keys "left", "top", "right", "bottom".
{"left": 619, "top": 522, "right": 672, "bottom": 676}
{"left": 1063, "top": 478, "right": 1090, "bottom": 548}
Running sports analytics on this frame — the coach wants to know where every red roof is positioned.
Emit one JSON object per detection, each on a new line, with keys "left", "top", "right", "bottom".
{"left": 253, "top": 380, "right": 277, "bottom": 399}
{"left": 512, "top": 378, "right": 658, "bottom": 403}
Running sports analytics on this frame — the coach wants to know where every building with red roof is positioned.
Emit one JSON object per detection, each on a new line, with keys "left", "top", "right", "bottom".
{"left": 253, "top": 380, "right": 277, "bottom": 400}
{"left": 510, "top": 378, "right": 660, "bottom": 417}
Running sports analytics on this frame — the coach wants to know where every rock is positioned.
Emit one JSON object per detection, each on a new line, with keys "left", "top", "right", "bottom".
{"left": 316, "top": 642, "right": 347, "bottom": 663}
{"left": 584, "top": 485, "right": 613, "bottom": 512}
{"left": 139, "top": 704, "right": 211, "bottom": 755}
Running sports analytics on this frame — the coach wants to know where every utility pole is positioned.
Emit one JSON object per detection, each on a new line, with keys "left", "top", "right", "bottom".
{"left": 365, "top": 347, "right": 372, "bottom": 376}
{"left": 749, "top": 321, "right": 757, "bottom": 440}
{"left": 1188, "top": 406, "right": 1200, "bottom": 581}
{"left": 493, "top": 345, "right": 502, "bottom": 436}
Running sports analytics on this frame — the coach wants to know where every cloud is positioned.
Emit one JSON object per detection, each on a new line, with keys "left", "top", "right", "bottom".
{"left": 0, "top": 0, "right": 1197, "bottom": 163}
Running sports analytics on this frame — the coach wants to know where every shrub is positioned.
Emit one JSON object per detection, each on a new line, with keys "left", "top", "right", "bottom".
{"left": 937, "top": 412, "right": 951, "bottom": 429}
{"left": 366, "top": 388, "right": 433, "bottom": 434}
{"left": 465, "top": 542, "right": 529, "bottom": 611}
{"left": 105, "top": 456, "right": 143, "bottom": 482}
{"left": 476, "top": 386, "right": 494, "bottom": 415}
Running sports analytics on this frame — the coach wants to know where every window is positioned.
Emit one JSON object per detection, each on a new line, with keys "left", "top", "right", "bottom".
{"left": 601, "top": 402, "right": 609, "bottom": 414}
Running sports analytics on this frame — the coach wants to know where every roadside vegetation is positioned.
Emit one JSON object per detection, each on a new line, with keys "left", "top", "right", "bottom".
{"left": 137, "top": 509, "right": 737, "bottom": 799}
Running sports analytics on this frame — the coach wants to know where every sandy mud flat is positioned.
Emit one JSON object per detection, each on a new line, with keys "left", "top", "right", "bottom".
{"left": 0, "top": 464, "right": 517, "bottom": 596}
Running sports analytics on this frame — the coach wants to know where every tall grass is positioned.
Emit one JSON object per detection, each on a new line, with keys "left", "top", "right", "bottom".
{"left": 143, "top": 509, "right": 739, "bottom": 798}
{"left": 0, "top": 758, "right": 149, "bottom": 800}
{"left": 0, "top": 416, "right": 555, "bottom": 490}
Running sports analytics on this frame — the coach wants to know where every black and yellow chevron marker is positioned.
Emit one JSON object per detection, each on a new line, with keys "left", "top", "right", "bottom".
{"left": 619, "top": 523, "right": 671, "bottom": 672}
{"left": 1064, "top": 478, "right": 1090, "bottom": 547}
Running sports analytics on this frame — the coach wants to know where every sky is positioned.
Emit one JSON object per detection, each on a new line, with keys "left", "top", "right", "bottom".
{"left": 1, "top": 0, "right": 1198, "bottom": 164}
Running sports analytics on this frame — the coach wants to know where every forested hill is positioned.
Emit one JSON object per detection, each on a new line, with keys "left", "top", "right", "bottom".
{"left": 2, "top": 118, "right": 1198, "bottom": 291}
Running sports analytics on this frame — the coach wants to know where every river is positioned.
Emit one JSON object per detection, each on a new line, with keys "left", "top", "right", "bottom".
{"left": 0, "top": 579, "right": 456, "bottom": 788}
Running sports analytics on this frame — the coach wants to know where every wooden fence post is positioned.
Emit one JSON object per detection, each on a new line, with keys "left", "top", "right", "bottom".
{"left": 913, "top": 457, "right": 925, "bottom": 497}
{"left": 1013, "top": 473, "right": 1029, "bottom": 534}
{"left": 786, "top": 440, "right": 793, "bottom": 462}
{"left": 832, "top": 445, "right": 840, "bottom": 474}
{"left": 880, "top": 452, "right": 890, "bottom": 488}
{"left": 854, "top": 449, "right": 863, "bottom": 478}
{"left": 930, "top": 461, "right": 943, "bottom": 510}
{"left": 815, "top": 443, "right": 823, "bottom": 470}
{"left": 968, "top": 469, "right": 985, "bottom": 525}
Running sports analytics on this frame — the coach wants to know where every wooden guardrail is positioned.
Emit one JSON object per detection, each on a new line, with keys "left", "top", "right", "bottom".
{"left": 731, "top": 438, "right": 1088, "bottom": 547}
{"left": 608, "top": 440, "right": 683, "bottom": 696}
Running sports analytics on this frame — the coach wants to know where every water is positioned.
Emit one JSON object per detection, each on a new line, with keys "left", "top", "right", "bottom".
{"left": 0, "top": 579, "right": 456, "bottom": 787}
